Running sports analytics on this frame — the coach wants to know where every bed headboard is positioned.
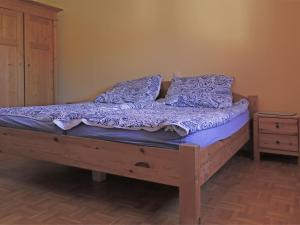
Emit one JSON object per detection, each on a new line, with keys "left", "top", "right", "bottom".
{"left": 159, "top": 81, "right": 258, "bottom": 117}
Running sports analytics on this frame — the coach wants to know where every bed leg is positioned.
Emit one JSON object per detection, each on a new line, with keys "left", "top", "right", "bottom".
{"left": 179, "top": 144, "right": 201, "bottom": 225}
{"left": 298, "top": 118, "right": 300, "bottom": 166}
{"left": 253, "top": 114, "right": 260, "bottom": 161}
{"left": 92, "top": 171, "right": 107, "bottom": 182}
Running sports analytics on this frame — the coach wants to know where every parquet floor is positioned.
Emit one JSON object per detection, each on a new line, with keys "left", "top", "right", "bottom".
{"left": 0, "top": 152, "right": 300, "bottom": 225}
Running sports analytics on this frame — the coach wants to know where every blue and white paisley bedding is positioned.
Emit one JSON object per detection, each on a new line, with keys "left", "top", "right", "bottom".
{"left": 165, "top": 75, "right": 234, "bottom": 109}
{"left": 95, "top": 75, "right": 162, "bottom": 104}
{"left": 0, "top": 99, "right": 249, "bottom": 136}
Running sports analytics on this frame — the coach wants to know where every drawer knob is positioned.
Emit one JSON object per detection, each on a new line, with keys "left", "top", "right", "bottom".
{"left": 275, "top": 123, "right": 280, "bottom": 128}
{"left": 276, "top": 140, "right": 280, "bottom": 144}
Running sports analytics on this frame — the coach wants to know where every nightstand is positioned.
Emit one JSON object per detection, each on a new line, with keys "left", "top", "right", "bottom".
{"left": 253, "top": 113, "right": 300, "bottom": 164}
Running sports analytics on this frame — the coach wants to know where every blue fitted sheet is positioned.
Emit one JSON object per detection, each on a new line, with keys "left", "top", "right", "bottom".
{"left": 0, "top": 115, "right": 64, "bottom": 134}
{"left": 67, "top": 110, "right": 249, "bottom": 149}
{"left": 0, "top": 111, "right": 249, "bottom": 149}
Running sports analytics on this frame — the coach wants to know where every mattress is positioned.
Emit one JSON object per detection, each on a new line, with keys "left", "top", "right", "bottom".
{"left": 0, "top": 109, "right": 249, "bottom": 149}
{"left": 0, "top": 115, "right": 63, "bottom": 134}
{"left": 66, "top": 111, "right": 249, "bottom": 149}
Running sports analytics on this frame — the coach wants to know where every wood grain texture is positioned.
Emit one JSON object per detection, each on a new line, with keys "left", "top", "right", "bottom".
{"left": 259, "top": 133, "right": 298, "bottom": 152}
{"left": 199, "top": 123, "right": 250, "bottom": 185}
{"left": 247, "top": 96, "right": 258, "bottom": 118}
{"left": 253, "top": 114, "right": 260, "bottom": 161}
{"left": 0, "top": 127, "right": 181, "bottom": 186}
{"left": 24, "top": 14, "right": 54, "bottom": 106}
{"left": 254, "top": 113, "right": 299, "bottom": 164}
{"left": 179, "top": 144, "right": 201, "bottom": 225}
{"left": 0, "top": 1, "right": 61, "bottom": 107}
{"left": 259, "top": 117, "right": 298, "bottom": 135}
{"left": 53, "top": 19, "right": 58, "bottom": 103}
{"left": 0, "top": 0, "right": 62, "bottom": 19}
{"left": 0, "top": 7, "right": 24, "bottom": 107}
{"left": 298, "top": 117, "right": 300, "bottom": 165}
{"left": 258, "top": 148, "right": 298, "bottom": 157}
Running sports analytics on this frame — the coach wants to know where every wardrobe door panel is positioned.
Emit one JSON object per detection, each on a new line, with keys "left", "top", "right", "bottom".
{"left": 25, "top": 14, "right": 54, "bottom": 106}
{"left": 0, "top": 8, "right": 24, "bottom": 107}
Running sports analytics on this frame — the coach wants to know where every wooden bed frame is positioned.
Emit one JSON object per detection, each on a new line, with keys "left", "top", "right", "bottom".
{"left": 0, "top": 81, "right": 257, "bottom": 224}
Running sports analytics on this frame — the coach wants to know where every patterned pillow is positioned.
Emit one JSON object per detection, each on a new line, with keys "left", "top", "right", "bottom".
{"left": 164, "top": 75, "right": 234, "bottom": 108}
{"left": 95, "top": 75, "right": 162, "bottom": 104}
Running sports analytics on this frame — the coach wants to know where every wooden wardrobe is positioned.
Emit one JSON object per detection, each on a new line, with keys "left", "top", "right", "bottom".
{"left": 0, "top": 0, "right": 62, "bottom": 107}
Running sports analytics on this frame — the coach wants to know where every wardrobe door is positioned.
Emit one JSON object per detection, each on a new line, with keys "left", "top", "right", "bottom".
{"left": 0, "top": 8, "right": 24, "bottom": 107}
{"left": 25, "top": 14, "right": 54, "bottom": 106}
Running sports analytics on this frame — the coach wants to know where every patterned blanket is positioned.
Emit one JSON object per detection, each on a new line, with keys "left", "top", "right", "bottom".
{"left": 0, "top": 100, "right": 249, "bottom": 136}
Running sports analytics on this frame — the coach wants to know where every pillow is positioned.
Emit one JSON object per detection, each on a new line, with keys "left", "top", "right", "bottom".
{"left": 95, "top": 75, "right": 162, "bottom": 104}
{"left": 164, "top": 75, "right": 234, "bottom": 108}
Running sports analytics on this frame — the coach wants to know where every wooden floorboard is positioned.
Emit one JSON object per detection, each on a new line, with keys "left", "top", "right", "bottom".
{"left": 0, "top": 152, "right": 300, "bottom": 225}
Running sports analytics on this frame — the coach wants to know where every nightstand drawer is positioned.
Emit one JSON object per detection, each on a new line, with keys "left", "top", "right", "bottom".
{"left": 259, "top": 134, "right": 298, "bottom": 152}
{"left": 259, "top": 118, "right": 298, "bottom": 135}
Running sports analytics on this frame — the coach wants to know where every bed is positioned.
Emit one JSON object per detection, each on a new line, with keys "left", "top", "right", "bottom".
{"left": 0, "top": 80, "right": 257, "bottom": 224}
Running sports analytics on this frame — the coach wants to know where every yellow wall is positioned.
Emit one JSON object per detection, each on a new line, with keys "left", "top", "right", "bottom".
{"left": 38, "top": 0, "right": 300, "bottom": 113}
